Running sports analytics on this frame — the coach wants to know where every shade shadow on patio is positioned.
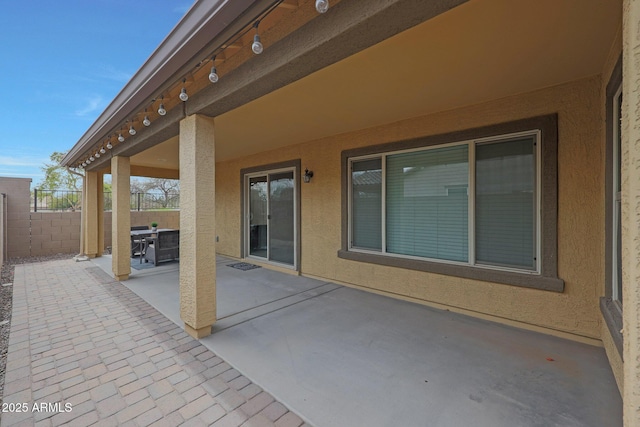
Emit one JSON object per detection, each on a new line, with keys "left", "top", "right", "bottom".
{"left": 91, "top": 255, "right": 622, "bottom": 427}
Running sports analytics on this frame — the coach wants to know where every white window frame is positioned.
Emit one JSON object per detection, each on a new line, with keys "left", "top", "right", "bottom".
{"left": 348, "top": 130, "right": 541, "bottom": 275}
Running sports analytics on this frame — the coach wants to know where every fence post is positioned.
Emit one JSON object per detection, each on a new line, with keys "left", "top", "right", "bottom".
{"left": 137, "top": 192, "right": 141, "bottom": 211}
{"left": 34, "top": 188, "right": 38, "bottom": 212}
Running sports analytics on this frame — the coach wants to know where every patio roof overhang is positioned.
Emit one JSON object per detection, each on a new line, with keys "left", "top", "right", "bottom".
{"left": 60, "top": 0, "right": 295, "bottom": 170}
{"left": 63, "top": 0, "right": 621, "bottom": 177}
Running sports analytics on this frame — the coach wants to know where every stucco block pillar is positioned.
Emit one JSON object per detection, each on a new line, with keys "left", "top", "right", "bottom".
{"left": 84, "top": 171, "right": 100, "bottom": 258}
{"left": 111, "top": 156, "right": 131, "bottom": 281}
{"left": 179, "top": 114, "right": 216, "bottom": 338}
{"left": 97, "top": 172, "right": 104, "bottom": 257}
{"left": 622, "top": 0, "right": 640, "bottom": 424}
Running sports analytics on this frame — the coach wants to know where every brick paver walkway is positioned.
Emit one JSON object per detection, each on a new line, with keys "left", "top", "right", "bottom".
{"left": 1, "top": 259, "right": 309, "bottom": 427}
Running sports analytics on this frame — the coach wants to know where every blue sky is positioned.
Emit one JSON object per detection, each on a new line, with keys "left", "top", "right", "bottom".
{"left": 0, "top": 1, "right": 192, "bottom": 186}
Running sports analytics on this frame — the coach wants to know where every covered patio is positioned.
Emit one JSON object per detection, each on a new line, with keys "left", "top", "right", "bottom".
{"left": 91, "top": 255, "right": 621, "bottom": 427}
{"left": 61, "top": 0, "right": 637, "bottom": 423}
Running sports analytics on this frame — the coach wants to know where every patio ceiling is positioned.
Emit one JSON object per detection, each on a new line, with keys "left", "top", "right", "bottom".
{"left": 112, "top": 0, "right": 620, "bottom": 175}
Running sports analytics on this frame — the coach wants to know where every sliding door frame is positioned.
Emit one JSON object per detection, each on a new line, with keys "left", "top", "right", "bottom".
{"left": 240, "top": 159, "right": 301, "bottom": 272}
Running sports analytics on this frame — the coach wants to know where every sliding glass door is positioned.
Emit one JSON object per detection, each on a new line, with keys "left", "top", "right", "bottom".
{"left": 246, "top": 169, "right": 296, "bottom": 267}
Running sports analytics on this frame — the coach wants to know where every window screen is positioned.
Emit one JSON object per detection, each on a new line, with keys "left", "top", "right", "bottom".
{"left": 475, "top": 137, "right": 536, "bottom": 269}
{"left": 386, "top": 145, "right": 469, "bottom": 262}
{"left": 351, "top": 158, "right": 382, "bottom": 250}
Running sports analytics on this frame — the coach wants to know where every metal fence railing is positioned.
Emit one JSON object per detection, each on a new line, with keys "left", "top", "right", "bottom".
{"left": 32, "top": 189, "right": 180, "bottom": 212}
{"left": 33, "top": 189, "right": 82, "bottom": 212}
{"left": 104, "top": 192, "right": 180, "bottom": 211}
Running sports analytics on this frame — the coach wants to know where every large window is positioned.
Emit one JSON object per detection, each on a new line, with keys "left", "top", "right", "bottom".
{"left": 386, "top": 145, "right": 469, "bottom": 263}
{"left": 611, "top": 85, "right": 623, "bottom": 306}
{"left": 349, "top": 133, "right": 538, "bottom": 273}
{"left": 475, "top": 137, "right": 536, "bottom": 270}
{"left": 340, "top": 114, "right": 562, "bottom": 291}
{"left": 601, "top": 56, "right": 623, "bottom": 357}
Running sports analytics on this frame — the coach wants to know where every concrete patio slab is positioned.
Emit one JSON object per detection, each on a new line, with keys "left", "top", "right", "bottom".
{"left": 1, "top": 259, "right": 307, "bottom": 427}
{"left": 92, "top": 255, "right": 622, "bottom": 427}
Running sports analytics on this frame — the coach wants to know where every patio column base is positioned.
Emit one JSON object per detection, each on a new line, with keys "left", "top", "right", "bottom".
{"left": 184, "top": 323, "right": 212, "bottom": 339}
{"left": 114, "top": 274, "right": 129, "bottom": 281}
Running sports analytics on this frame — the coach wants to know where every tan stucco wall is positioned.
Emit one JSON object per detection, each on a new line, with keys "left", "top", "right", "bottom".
{"left": 600, "top": 25, "right": 624, "bottom": 392}
{"left": 603, "top": 321, "right": 624, "bottom": 391}
{"left": 622, "top": 0, "right": 640, "bottom": 421}
{"left": 216, "top": 76, "right": 605, "bottom": 341}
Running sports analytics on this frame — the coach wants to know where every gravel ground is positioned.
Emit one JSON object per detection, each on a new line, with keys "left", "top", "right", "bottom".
{"left": 0, "top": 253, "right": 75, "bottom": 405}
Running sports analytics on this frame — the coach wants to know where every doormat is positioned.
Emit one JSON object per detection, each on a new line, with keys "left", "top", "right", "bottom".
{"left": 227, "top": 262, "right": 261, "bottom": 271}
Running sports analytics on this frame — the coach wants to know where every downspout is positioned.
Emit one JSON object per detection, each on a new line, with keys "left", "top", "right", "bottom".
{"left": 68, "top": 167, "right": 89, "bottom": 262}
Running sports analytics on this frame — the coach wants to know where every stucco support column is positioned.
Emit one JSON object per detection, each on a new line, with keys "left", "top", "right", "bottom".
{"left": 111, "top": 156, "right": 131, "bottom": 281}
{"left": 179, "top": 114, "right": 216, "bottom": 338}
{"left": 97, "top": 172, "right": 104, "bottom": 257}
{"left": 84, "top": 171, "right": 100, "bottom": 258}
{"left": 622, "top": 0, "right": 640, "bottom": 424}
{"left": 79, "top": 174, "right": 87, "bottom": 256}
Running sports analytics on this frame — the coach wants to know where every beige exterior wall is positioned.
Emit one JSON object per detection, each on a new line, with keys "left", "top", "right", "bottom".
{"left": 600, "top": 26, "right": 624, "bottom": 392}
{"left": 622, "top": 0, "right": 640, "bottom": 421}
{"left": 603, "top": 320, "right": 624, "bottom": 391}
{"left": 216, "top": 76, "right": 605, "bottom": 341}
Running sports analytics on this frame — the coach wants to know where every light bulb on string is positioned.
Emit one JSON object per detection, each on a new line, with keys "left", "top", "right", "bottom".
{"left": 315, "top": 0, "right": 329, "bottom": 13}
{"left": 142, "top": 108, "right": 151, "bottom": 126}
{"left": 209, "top": 56, "right": 219, "bottom": 83}
{"left": 252, "top": 21, "right": 263, "bottom": 55}
{"left": 179, "top": 79, "right": 188, "bottom": 101}
{"left": 158, "top": 96, "right": 166, "bottom": 115}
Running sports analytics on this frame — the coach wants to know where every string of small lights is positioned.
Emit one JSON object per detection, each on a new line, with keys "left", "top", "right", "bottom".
{"left": 77, "top": 0, "right": 330, "bottom": 170}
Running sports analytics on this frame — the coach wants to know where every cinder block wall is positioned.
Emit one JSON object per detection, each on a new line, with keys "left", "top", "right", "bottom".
{"left": 0, "top": 176, "right": 180, "bottom": 258}
{"left": 29, "top": 210, "right": 180, "bottom": 256}
{"left": 0, "top": 194, "right": 5, "bottom": 268}
{"left": 30, "top": 212, "right": 82, "bottom": 256}
{"left": 0, "top": 178, "right": 32, "bottom": 259}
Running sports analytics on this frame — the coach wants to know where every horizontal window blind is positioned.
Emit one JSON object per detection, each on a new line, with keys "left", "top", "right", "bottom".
{"left": 475, "top": 137, "right": 535, "bottom": 269}
{"left": 386, "top": 145, "right": 469, "bottom": 262}
{"left": 349, "top": 131, "right": 540, "bottom": 274}
{"left": 352, "top": 159, "right": 382, "bottom": 250}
